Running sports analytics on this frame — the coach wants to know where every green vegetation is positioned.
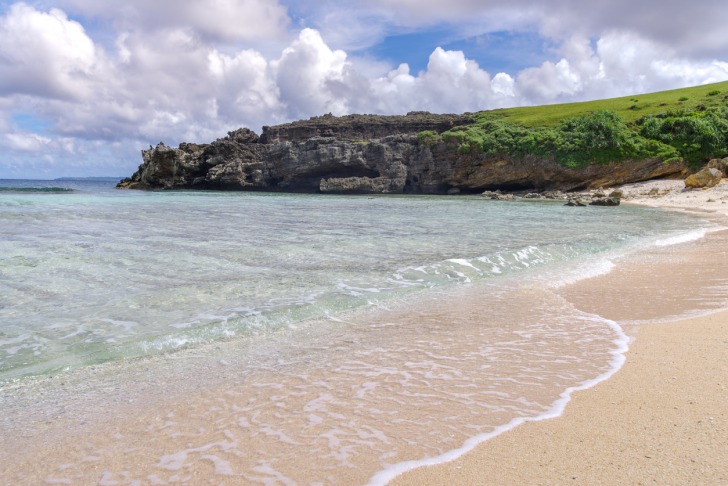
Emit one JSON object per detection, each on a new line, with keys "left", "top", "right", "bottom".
{"left": 638, "top": 107, "right": 728, "bottom": 164}
{"left": 417, "top": 130, "right": 441, "bottom": 147}
{"left": 428, "top": 81, "right": 728, "bottom": 168}
{"left": 493, "top": 81, "right": 728, "bottom": 127}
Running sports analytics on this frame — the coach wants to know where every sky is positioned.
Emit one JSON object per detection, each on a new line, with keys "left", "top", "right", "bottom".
{"left": 1, "top": 1, "right": 727, "bottom": 179}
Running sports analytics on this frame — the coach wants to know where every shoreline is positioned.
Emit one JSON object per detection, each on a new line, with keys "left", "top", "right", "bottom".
{"left": 393, "top": 179, "right": 728, "bottom": 485}
{"left": 2, "top": 179, "right": 727, "bottom": 484}
{"left": 394, "top": 307, "right": 728, "bottom": 485}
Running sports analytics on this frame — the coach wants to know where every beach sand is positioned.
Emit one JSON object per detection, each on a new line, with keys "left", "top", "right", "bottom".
{"left": 394, "top": 179, "right": 728, "bottom": 485}
{"left": 2, "top": 179, "right": 727, "bottom": 485}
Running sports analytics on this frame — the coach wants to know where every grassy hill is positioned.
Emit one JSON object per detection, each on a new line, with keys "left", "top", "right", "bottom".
{"left": 431, "top": 81, "right": 728, "bottom": 169}
{"left": 494, "top": 81, "right": 728, "bottom": 127}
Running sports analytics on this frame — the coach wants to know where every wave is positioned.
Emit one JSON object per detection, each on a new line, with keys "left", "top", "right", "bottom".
{"left": 366, "top": 313, "right": 630, "bottom": 486}
{"left": 390, "top": 244, "right": 584, "bottom": 288}
{"left": 653, "top": 228, "right": 706, "bottom": 247}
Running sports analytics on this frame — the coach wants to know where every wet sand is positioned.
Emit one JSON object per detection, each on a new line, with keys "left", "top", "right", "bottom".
{"left": 394, "top": 180, "right": 728, "bottom": 485}
{"left": 2, "top": 180, "right": 727, "bottom": 485}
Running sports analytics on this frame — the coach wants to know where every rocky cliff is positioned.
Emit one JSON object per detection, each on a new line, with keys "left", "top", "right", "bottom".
{"left": 117, "top": 112, "right": 687, "bottom": 194}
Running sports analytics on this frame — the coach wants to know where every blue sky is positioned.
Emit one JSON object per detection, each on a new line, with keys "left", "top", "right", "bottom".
{"left": 0, "top": 0, "right": 727, "bottom": 179}
{"left": 369, "top": 30, "right": 556, "bottom": 75}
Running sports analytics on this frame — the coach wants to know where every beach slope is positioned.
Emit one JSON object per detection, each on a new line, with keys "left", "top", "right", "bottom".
{"left": 394, "top": 181, "right": 728, "bottom": 485}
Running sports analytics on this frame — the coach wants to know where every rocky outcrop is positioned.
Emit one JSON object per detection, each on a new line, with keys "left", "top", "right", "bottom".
{"left": 590, "top": 197, "right": 621, "bottom": 206}
{"left": 685, "top": 167, "right": 723, "bottom": 189}
{"left": 119, "top": 128, "right": 268, "bottom": 190}
{"left": 117, "top": 112, "right": 689, "bottom": 194}
{"left": 259, "top": 112, "right": 473, "bottom": 143}
{"left": 706, "top": 157, "right": 728, "bottom": 177}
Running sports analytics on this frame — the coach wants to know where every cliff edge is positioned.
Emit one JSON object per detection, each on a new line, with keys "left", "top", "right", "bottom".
{"left": 117, "top": 111, "right": 686, "bottom": 194}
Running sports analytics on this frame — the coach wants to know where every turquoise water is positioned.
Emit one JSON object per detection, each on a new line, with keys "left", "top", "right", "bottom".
{"left": 1, "top": 179, "right": 718, "bottom": 483}
{"left": 0, "top": 180, "right": 708, "bottom": 384}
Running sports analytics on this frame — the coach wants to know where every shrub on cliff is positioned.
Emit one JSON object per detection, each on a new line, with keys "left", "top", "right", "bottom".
{"left": 550, "top": 110, "right": 676, "bottom": 167}
{"left": 638, "top": 107, "right": 728, "bottom": 165}
{"left": 441, "top": 119, "right": 531, "bottom": 155}
{"left": 431, "top": 80, "right": 728, "bottom": 168}
{"left": 417, "top": 130, "right": 441, "bottom": 147}
{"left": 437, "top": 111, "right": 667, "bottom": 167}
{"left": 435, "top": 107, "right": 728, "bottom": 169}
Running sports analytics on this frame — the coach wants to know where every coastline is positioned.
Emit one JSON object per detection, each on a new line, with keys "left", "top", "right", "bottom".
{"left": 393, "top": 179, "right": 728, "bottom": 485}
{"left": 2, "top": 179, "right": 727, "bottom": 484}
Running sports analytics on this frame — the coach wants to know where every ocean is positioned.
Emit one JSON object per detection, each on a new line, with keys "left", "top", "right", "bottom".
{"left": 0, "top": 179, "right": 717, "bottom": 484}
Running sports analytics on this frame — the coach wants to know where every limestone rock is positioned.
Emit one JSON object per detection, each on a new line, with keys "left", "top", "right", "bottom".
{"left": 481, "top": 190, "right": 517, "bottom": 200}
{"left": 685, "top": 167, "right": 723, "bottom": 189}
{"left": 608, "top": 189, "right": 624, "bottom": 198}
{"left": 590, "top": 197, "right": 621, "bottom": 206}
{"left": 260, "top": 112, "right": 472, "bottom": 143}
{"left": 706, "top": 157, "right": 728, "bottom": 177}
{"left": 542, "top": 190, "right": 566, "bottom": 200}
{"left": 117, "top": 112, "right": 690, "bottom": 194}
{"left": 566, "top": 197, "right": 589, "bottom": 207}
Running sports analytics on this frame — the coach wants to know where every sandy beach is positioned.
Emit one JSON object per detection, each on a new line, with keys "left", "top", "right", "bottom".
{"left": 394, "top": 180, "right": 728, "bottom": 485}
{"left": 1, "top": 179, "right": 727, "bottom": 485}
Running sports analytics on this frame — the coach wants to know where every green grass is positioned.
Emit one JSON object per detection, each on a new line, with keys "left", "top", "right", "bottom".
{"left": 430, "top": 81, "right": 728, "bottom": 169}
{"left": 488, "top": 81, "right": 728, "bottom": 127}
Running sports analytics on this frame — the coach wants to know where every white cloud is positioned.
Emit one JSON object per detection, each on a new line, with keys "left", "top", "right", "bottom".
{"left": 0, "top": 1, "right": 727, "bottom": 179}
{"left": 363, "top": 47, "right": 516, "bottom": 114}
{"left": 207, "top": 48, "right": 282, "bottom": 121}
{"left": 0, "top": 3, "right": 104, "bottom": 100}
{"left": 364, "top": 0, "right": 728, "bottom": 59}
{"left": 4, "top": 131, "right": 52, "bottom": 152}
{"left": 515, "top": 32, "right": 728, "bottom": 103}
{"left": 58, "top": 0, "right": 290, "bottom": 44}
{"left": 272, "top": 28, "right": 354, "bottom": 118}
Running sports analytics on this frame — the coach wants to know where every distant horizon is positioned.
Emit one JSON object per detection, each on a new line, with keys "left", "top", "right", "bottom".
{"left": 0, "top": 176, "right": 124, "bottom": 181}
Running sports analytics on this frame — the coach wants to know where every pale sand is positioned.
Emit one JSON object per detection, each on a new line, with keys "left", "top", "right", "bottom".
{"left": 394, "top": 179, "right": 728, "bottom": 485}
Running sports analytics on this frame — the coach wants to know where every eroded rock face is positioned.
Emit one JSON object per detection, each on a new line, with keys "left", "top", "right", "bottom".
{"left": 117, "top": 113, "right": 688, "bottom": 194}
{"left": 259, "top": 112, "right": 472, "bottom": 143}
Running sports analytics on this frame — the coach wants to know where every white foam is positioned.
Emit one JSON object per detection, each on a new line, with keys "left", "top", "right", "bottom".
{"left": 653, "top": 228, "right": 706, "bottom": 247}
{"left": 366, "top": 316, "right": 630, "bottom": 486}
{"left": 337, "top": 282, "right": 385, "bottom": 296}
{"left": 546, "top": 257, "right": 616, "bottom": 288}
{"left": 446, "top": 259, "right": 480, "bottom": 271}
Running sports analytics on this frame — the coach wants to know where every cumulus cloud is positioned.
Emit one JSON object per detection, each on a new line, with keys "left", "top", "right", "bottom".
{"left": 4, "top": 131, "right": 52, "bottom": 152}
{"left": 515, "top": 32, "right": 728, "bottom": 104}
{"left": 0, "top": 3, "right": 105, "bottom": 100}
{"left": 272, "top": 28, "right": 355, "bottom": 118}
{"left": 364, "top": 48, "right": 515, "bottom": 114}
{"left": 58, "top": 0, "right": 290, "bottom": 44}
{"left": 0, "top": 1, "right": 727, "bottom": 178}
{"left": 366, "top": 0, "right": 728, "bottom": 59}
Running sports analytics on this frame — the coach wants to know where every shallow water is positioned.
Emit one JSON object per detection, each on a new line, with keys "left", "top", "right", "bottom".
{"left": 0, "top": 180, "right": 719, "bottom": 484}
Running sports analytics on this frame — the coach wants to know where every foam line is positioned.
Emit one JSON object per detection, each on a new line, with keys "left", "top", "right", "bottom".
{"left": 653, "top": 229, "right": 706, "bottom": 247}
{"left": 366, "top": 317, "right": 630, "bottom": 486}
